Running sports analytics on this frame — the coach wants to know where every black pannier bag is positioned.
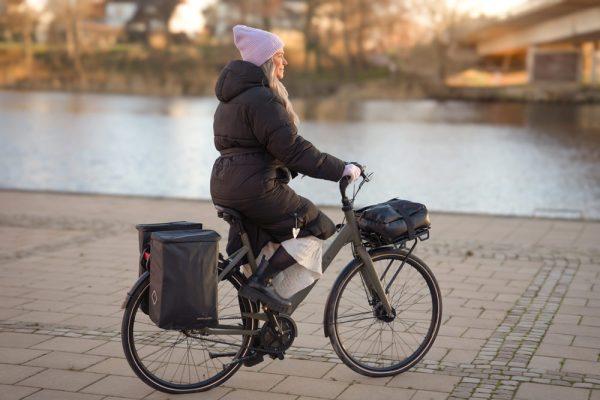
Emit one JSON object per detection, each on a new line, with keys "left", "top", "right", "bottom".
{"left": 356, "top": 198, "right": 430, "bottom": 244}
{"left": 135, "top": 222, "right": 203, "bottom": 314}
{"left": 149, "top": 229, "right": 220, "bottom": 330}
{"left": 136, "top": 221, "right": 204, "bottom": 254}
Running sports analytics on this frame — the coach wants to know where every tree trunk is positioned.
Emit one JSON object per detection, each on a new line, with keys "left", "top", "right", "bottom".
{"left": 22, "top": 14, "right": 33, "bottom": 76}
{"left": 65, "top": 2, "right": 86, "bottom": 86}
{"left": 338, "top": 0, "right": 354, "bottom": 76}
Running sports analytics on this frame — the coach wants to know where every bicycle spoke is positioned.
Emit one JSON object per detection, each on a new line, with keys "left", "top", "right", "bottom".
{"left": 123, "top": 272, "right": 254, "bottom": 390}
{"left": 333, "top": 253, "right": 438, "bottom": 372}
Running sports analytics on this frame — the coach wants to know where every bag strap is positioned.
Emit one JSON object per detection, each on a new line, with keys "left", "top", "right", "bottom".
{"left": 394, "top": 207, "right": 415, "bottom": 240}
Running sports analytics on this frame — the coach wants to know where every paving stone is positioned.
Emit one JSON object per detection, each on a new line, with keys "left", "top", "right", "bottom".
{"left": 562, "top": 359, "right": 600, "bottom": 376}
{"left": 322, "top": 364, "right": 392, "bottom": 386}
{"left": 0, "top": 347, "right": 48, "bottom": 365}
{"left": 31, "top": 337, "right": 106, "bottom": 353}
{"left": 0, "top": 384, "right": 39, "bottom": 400}
{"left": 25, "top": 351, "right": 105, "bottom": 371}
{"left": 387, "top": 372, "right": 460, "bottom": 392}
{"left": 571, "top": 335, "right": 600, "bottom": 349}
{"left": 220, "top": 389, "right": 296, "bottom": 400}
{"left": 0, "top": 333, "right": 52, "bottom": 349}
{"left": 144, "top": 386, "right": 231, "bottom": 399}
{"left": 21, "top": 389, "right": 103, "bottom": 400}
{"left": 0, "top": 364, "right": 43, "bottom": 385}
{"left": 536, "top": 344, "right": 599, "bottom": 362}
{"left": 7, "top": 311, "right": 76, "bottom": 325}
{"left": 262, "top": 359, "right": 335, "bottom": 379}
{"left": 80, "top": 375, "right": 154, "bottom": 398}
{"left": 18, "top": 368, "right": 104, "bottom": 392}
{"left": 271, "top": 376, "right": 348, "bottom": 399}
{"left": 463, "top": 328, "right": 495, "bottom": 340}
{"left": 102, "top": 398, "right": 139, "bottom": 400}
{"left": 223, "top": 370, "right": 285, "bottom": 391}
{"left": 443, "top": 350, "right": 478, "bottom": 364}
{"left": 515, "top": 382, "right": 589, "bottom": 400}
{"left": 527, "top": 356, "right": 562, "bottom": 371}
{"left": 411, "top": 390, "right": 449, "bottom": 400}
{"left": 83, "top": 341, "right": 124, "bottom": 358}
{"left": 338, "top": 383, "right": 415, "bottom": 400}
{"left": 83, "top": 357, "right": 135, "bottom": 377}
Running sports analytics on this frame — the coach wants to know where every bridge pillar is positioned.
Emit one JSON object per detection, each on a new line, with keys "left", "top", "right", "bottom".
{"left": 526, "top": 45, "right": 581, "bottom": 83}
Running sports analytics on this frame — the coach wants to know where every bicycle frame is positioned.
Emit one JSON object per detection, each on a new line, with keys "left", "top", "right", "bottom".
{"left": 206, "top": 174, "right": 395, "bottom": 336}
{"left": 287, "top": 206, "right": 393, "bottom": 315}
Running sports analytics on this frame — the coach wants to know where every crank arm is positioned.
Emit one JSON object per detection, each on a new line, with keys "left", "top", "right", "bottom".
{"left": 209, "top": 351, "right": 238, "bottom": 359}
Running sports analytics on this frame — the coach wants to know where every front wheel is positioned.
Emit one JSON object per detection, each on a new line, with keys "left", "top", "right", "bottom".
{"left": 325, "top": 248, "right": 442, "bottom": 376}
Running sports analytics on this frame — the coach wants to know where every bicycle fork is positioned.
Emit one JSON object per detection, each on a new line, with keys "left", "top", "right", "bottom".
{"left": 344, "top": 208, "right": 395, "bottom": 316}
{"left": 356, "top": 246, "right": 394, "bottom": 316}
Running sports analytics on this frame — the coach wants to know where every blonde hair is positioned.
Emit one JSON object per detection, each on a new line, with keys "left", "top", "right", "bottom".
{"left": 261, "top": 58, "right": 300, "bottom": 127}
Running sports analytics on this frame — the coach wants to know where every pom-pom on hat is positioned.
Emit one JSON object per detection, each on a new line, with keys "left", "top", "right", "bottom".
{"left": 233, "top": 24, "right": 284, "bottom": 67}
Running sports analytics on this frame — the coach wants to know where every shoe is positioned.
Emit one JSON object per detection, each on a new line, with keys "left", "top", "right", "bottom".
{"left": 239, "top": 256, "right": 293, "bottom": 314}
{"left": 242, "top": 351, "right": 264, "bottom": 367}
{"left": 243, "top": 337, "right": 265, "bottom": 367}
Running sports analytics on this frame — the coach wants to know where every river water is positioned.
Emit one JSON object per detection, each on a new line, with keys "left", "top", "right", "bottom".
{"left": 1, "top": 90, "right": 599, "bottom": 219}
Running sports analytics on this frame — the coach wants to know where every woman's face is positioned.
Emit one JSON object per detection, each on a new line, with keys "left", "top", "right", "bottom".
{"left": 273, "top": 50, "right": 287, "bottom": 80}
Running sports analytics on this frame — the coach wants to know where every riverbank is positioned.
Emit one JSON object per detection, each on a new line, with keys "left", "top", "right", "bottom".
{"left": 2, "top": 50, "right": 600, "bottom": 103}
{"left": 1, "top": 190, "right": 599, "bottom": 400}
{"left": 4, "top": 77, "right": 600, "bottom": 104}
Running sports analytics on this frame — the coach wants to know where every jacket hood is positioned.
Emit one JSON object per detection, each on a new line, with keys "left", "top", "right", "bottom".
{"left": 215, "top": 60, "right": 268, "bottom": 102}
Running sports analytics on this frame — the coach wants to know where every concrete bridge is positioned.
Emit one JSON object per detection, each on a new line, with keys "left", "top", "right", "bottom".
{"left": 464, "top": 0, "right": 600, "bottom": 84}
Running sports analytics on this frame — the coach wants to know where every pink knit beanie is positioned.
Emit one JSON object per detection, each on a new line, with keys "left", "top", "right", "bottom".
{"left": 233, "top": 25, "right": 284, "bottom": 67}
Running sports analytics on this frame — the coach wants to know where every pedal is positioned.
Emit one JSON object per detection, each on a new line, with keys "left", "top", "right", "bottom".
{"left": 242, "top": 351, "right": 264, "bottom": 367}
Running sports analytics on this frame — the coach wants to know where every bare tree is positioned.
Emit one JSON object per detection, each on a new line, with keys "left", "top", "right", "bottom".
{"left": 405, "top": 0, "right": 465, "bottom": 82}
{"left": 1, "top": 0, "right": 38, "bottom": 75}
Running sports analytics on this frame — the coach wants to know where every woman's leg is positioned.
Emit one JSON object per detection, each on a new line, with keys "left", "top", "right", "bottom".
{"left": 264, "top": 245, "right": 296, "bottom": 276}
{"left": 239, "top": 244, "right": 296, "bottom": 313}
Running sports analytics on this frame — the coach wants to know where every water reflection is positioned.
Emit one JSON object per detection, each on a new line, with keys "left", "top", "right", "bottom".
{"left": 1, "top": 90, "right": 599, "bottom": 219}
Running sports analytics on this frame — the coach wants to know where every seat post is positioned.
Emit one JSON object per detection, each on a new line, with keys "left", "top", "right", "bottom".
{"left": 216, "top": 205, "right": 258, "bottom": 273}
{"left": 239, "top": 230, "right": 257, "bottom": 272}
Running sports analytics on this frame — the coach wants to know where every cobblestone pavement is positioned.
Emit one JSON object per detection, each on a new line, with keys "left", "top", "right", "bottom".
{"left": 1, "top": 190, "right": 599, "bottom": 400}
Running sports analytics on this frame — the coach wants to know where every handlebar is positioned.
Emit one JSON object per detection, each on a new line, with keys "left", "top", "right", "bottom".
{"left": 339, "top": 162, "right": 368, "bottom": 207}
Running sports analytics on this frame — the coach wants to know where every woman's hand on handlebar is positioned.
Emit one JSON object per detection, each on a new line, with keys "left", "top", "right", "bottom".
{"left": 342, "top": 163, "right": 362, "bottom": 182}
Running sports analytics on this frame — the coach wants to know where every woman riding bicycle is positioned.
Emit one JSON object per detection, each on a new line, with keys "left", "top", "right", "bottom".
{"left": 210, "top": 25, "right": 361, "bottom": 313}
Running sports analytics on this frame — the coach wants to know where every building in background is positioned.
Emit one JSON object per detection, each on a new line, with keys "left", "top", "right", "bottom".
{"left": 459, "top": 0, "right": 600, "bottom": 86}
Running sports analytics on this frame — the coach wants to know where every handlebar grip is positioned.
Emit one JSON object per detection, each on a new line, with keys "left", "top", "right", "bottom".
{"left": 339, "top": 175, "right": 351, "bottom": 201}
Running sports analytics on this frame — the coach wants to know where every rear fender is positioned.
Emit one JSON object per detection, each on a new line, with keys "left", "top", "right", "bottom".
{"left": 121, "top": 271, "right": 149, "bottom": 310}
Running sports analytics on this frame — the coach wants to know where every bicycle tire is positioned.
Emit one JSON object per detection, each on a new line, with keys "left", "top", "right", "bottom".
{"left": 325, "top": 248, "right": 442, "bottom": 376}
{"left": 121, "top": 267, "right": 258, "bottom": 393}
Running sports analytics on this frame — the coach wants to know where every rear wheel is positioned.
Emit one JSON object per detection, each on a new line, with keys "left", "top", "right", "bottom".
{"left": 326, "top": 248, "right": 442, "bottom": 376}
{"left": 121, "top": 267, "right": 257, "bottom": 393}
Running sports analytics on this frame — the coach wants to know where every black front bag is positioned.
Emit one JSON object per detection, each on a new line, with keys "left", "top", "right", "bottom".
{"left": 356, "top": 198, "right": 430, "bottom": 244}
{"left": 149, "top": 229, "right": 220, "bottom": 330}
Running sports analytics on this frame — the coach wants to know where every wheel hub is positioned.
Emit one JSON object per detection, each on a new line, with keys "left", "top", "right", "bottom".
{"left": 373, "top": 303, "right": 396, "bottom": 322}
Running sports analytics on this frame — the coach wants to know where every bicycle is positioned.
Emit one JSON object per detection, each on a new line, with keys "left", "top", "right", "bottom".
{"left": 121, "top": 167, "right": 442, "bottom": 393}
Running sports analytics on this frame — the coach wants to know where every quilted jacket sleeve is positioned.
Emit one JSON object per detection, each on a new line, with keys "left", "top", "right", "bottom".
{"left": 249, "top": 97, "right": 345, "bottom": 182}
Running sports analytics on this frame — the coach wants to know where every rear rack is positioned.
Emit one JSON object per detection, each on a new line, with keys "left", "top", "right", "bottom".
{"left": 360, "top": 226, "right": 430, "bottom": 249}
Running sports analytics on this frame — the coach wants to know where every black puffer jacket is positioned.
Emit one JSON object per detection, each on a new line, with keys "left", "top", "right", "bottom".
{"left": 210, "top": 60, "right": 345, "bottom": 258}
